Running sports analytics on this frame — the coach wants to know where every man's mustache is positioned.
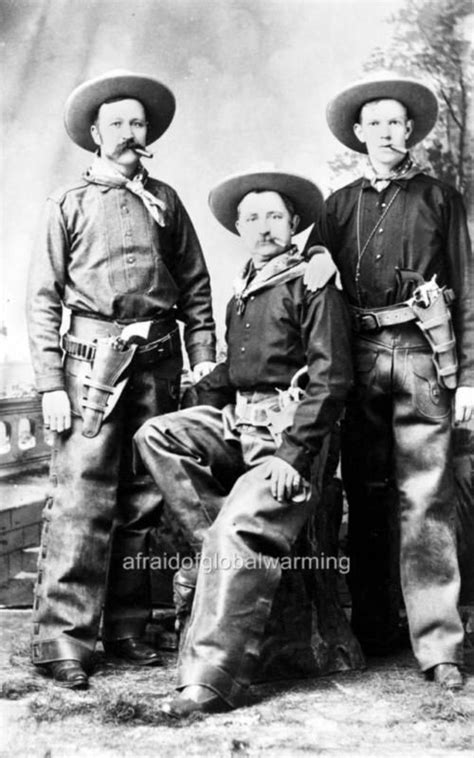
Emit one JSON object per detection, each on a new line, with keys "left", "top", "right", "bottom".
{"left": 116, "top": 139, "right": 153, "bottom": 158}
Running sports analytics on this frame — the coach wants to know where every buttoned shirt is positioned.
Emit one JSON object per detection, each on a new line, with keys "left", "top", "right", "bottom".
{"left": 306, "top": 172, "right": 473, "bottom": 385}
{"left": 27, "top": 168, "right": 216, "bottom": 392}
{"left": 194, "top": 256, "right": 353, "bottom": 476}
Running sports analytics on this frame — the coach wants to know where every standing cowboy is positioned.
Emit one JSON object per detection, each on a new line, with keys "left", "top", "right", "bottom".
{"left": 305, "top": 74, "right": 473, "bottom": 689}
{"left": 134, "top": 168, "right": 353, "bottom": 714}
{"left": 27, "top": 70, "right": 216, "bottom": 688}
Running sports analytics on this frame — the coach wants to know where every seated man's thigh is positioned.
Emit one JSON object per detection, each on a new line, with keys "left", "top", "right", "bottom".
{"left": 136, "top": 405, "right": 242, "bottom": 474}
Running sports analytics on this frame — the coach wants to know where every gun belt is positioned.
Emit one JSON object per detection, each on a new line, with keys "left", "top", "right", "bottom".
{"left": 350, "top": 304, "right": 416, "bottom": 332}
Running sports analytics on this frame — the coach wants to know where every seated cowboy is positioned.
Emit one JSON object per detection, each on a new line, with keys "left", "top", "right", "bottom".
{"left": 134, "top": 168, "right": 353, "bottom": 714}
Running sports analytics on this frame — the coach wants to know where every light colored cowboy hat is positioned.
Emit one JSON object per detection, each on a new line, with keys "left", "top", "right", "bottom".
{"left": 64, "top": 69, "right": 176, "bottom": 151}
{"left": 326, "top": 73, "right": 438, "bottom": 153}
{"left": 209, "top": 168, "right": 324, "bottom": 234}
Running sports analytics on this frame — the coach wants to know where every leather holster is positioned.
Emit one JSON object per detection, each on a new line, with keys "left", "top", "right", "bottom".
{"left": 81, "top": 338, "right": 138, "bottom": 438}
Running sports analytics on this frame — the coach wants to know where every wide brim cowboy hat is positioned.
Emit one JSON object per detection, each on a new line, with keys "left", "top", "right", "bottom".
{"left": 209, "top": 169, "right": 324, "bottom": 234}
{"left": 64, "top": 69, "right": 176, "bottom": 151}
{"left": 327, "top": 74, "right": 438, "bottom": 153}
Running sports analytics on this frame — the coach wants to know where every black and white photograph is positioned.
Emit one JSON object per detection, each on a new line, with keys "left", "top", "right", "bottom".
{"left": 1, "top": 0, "right": 473, "bottom": 755}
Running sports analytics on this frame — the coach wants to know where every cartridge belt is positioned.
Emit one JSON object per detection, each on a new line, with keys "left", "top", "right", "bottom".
{"left": 63, "top": 312, "right": 179, "bottom": 365}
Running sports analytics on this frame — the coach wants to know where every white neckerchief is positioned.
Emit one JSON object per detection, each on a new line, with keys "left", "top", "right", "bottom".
{"left": 86, "top": 156, "right": 167, "bottom": 227}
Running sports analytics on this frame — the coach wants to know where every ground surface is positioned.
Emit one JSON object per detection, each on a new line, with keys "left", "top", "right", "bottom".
{"left": 1, "top": 610, "right": 473, "bottom": 758}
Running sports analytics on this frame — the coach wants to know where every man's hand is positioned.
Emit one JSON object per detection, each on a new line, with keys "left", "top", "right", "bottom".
{"left": 264, "top": 457, "right": 309, "bottom": 502}
{"left": 303, "top": 246, "right": 338, "bottom": 292}
{"left": 193, "top": 361, "right": 216, "bottom": 383}
{"left": 454, "top": 386, "right": 474, "bottom": 424}
{"left": 42, "top": 390, "right": 71, "bottom": 433}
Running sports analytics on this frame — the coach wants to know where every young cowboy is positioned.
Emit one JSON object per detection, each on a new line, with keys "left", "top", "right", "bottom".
{"left": 134, "top": 168, "right": 353, "bottom": 713}
{"left": 305, "top": 74, "right": 473, "bottom": 689}
{"left": 27, "top": 70, "right": 216, "bottom": 688}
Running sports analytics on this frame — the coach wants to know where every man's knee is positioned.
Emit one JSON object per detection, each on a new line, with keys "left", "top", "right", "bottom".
{"left": 207, "top": 473, "right": 292, "bottom": 556}
{"left": 134, "top": 416, "right": 165, "bottom": 452}
{"left": 134, "top": 410, "right": 187, "bottom": 456}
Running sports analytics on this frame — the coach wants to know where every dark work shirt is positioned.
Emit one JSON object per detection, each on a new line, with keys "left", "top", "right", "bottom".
{"left": 306, "top": 173, "right": 473, "bottom": 385}
{"left": 27, "top": 174, "right": 216, "bottom": 392}
{"left": 195, "top": 266, "right": 353, "bottom": 476}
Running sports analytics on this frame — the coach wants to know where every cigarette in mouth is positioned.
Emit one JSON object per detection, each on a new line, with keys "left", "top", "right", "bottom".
{"left": 387, "top": 145, "right": 407, "bottom": 155}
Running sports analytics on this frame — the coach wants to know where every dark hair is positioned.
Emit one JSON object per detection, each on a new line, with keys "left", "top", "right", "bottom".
{"left": 236, "top": 190, "right": 297, "bottom": 219}
{"left": 355, "top": 98, "right": 410, "bottom": 124}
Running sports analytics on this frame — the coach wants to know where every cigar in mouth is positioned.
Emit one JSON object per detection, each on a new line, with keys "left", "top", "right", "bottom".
{"left": 387, "top": 145, "right": 407, "bottom": 155}
{"left": 132, "top": 145, "right": 154, "bottom": 159}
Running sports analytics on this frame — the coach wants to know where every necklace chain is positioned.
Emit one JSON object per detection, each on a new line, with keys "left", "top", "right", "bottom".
{"left": 355, "top": 185, "right": 402, "bottom": 305}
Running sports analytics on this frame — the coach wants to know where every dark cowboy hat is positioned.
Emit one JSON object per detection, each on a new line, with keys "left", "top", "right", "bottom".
{"left": 209, "top": 169, "right": 324, "bottom": 234}
{"left": 64, "top": 69, "right": 176, "bottom": 151}
{"left": 326, "top": 73, "right": 438, "bottom": 153}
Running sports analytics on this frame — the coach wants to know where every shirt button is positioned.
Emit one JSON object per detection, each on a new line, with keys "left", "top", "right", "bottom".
{"left": 245, "top": 323, "right": 251, "bottom": 328}
{"left": 250, "top": 296, "right": 255, "bottom": 301}
{"left": 378, "top": 228, "right": 384, "bottom": 233}
{"left": 127, "top": 256, "right": 135, "bottom": 263}
{"left": 240, "top": 347, "right": 246, "bottom": 353}
{"left": 375, "top": 254, "right": 382, "bottom": 260}
{"left": 381, "top": 202, "right": 386, "bottom": 208}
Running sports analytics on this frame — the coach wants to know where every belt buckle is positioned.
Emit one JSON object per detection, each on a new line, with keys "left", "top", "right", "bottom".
{"left": 359, "top": 313, "right": 379, "bottom": 331}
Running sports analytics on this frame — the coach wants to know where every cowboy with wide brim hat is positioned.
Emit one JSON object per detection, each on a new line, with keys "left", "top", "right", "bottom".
{"left": 64, "top": 69, "right": 176, "bottom": 152}
{"left": 209, "top": 169, "right": 324, "bottom": 235}
{"left": 326, "top": 73, "right": 438, "bottom": 153}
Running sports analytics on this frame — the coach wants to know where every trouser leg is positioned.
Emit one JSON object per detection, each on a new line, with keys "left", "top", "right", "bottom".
{"left": 453, "top": 426, "right": 474, "bottom": 605}
{"left": 342, "top": 344, "right": 401, "bottom": 651}
{"left": 177, "top": 434, "right": 329, "bottom": 707}
{"left": 31, "top": 417, "right": 122, "bottom": 666}
{"left": 393, "top": 349, "right": 463, "bottom": 670}
{"left": 134, "top": 405, "right": 244, "bottom": 550}
{"left": 32, "top": 366, "right": 179, "bottom": 664}
{"left": 134, "top": 405, "right": 245, "bottom": 628}
{"left": 103, "top": 370, "right": 180, "bottom": 641}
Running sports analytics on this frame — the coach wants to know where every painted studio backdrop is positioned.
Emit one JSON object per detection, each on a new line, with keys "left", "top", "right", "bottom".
{"left": 1, "top": 0, "right": 428, "bottom": 384}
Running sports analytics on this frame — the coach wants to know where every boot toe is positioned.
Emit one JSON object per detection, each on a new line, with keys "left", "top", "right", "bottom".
{"left": 431, "top": 663, "right": 463, "bottom": 691}
{"left": 104, "top": 637, "right": 162, "bottom": 666}
{"left": 44, "top": 660, "right": 89, "bottom": 690}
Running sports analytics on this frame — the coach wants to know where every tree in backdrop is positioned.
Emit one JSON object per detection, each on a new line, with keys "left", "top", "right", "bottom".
{"left": 328, "top": 0, "right": 473, "bottom": 213}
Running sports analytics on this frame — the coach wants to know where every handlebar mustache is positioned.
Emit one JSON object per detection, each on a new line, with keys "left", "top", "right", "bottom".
{"left": 120, "top": 140, "right": 153, "bottom": 158}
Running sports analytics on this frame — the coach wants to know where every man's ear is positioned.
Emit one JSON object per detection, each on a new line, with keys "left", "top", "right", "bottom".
{"left": 405, "top": 119, "right": 414, "bottom": 140}
{"left": 291, "top": 214, "right": 300, "bottom": 234}
{"left": 235, "top": 218, "right": 241, "bottom": 234}
{"left": 90, "top": 123, "right": 101, "bottom": 148}
{"left": 353, "top": 122, "right": 366, "bottom": 145}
